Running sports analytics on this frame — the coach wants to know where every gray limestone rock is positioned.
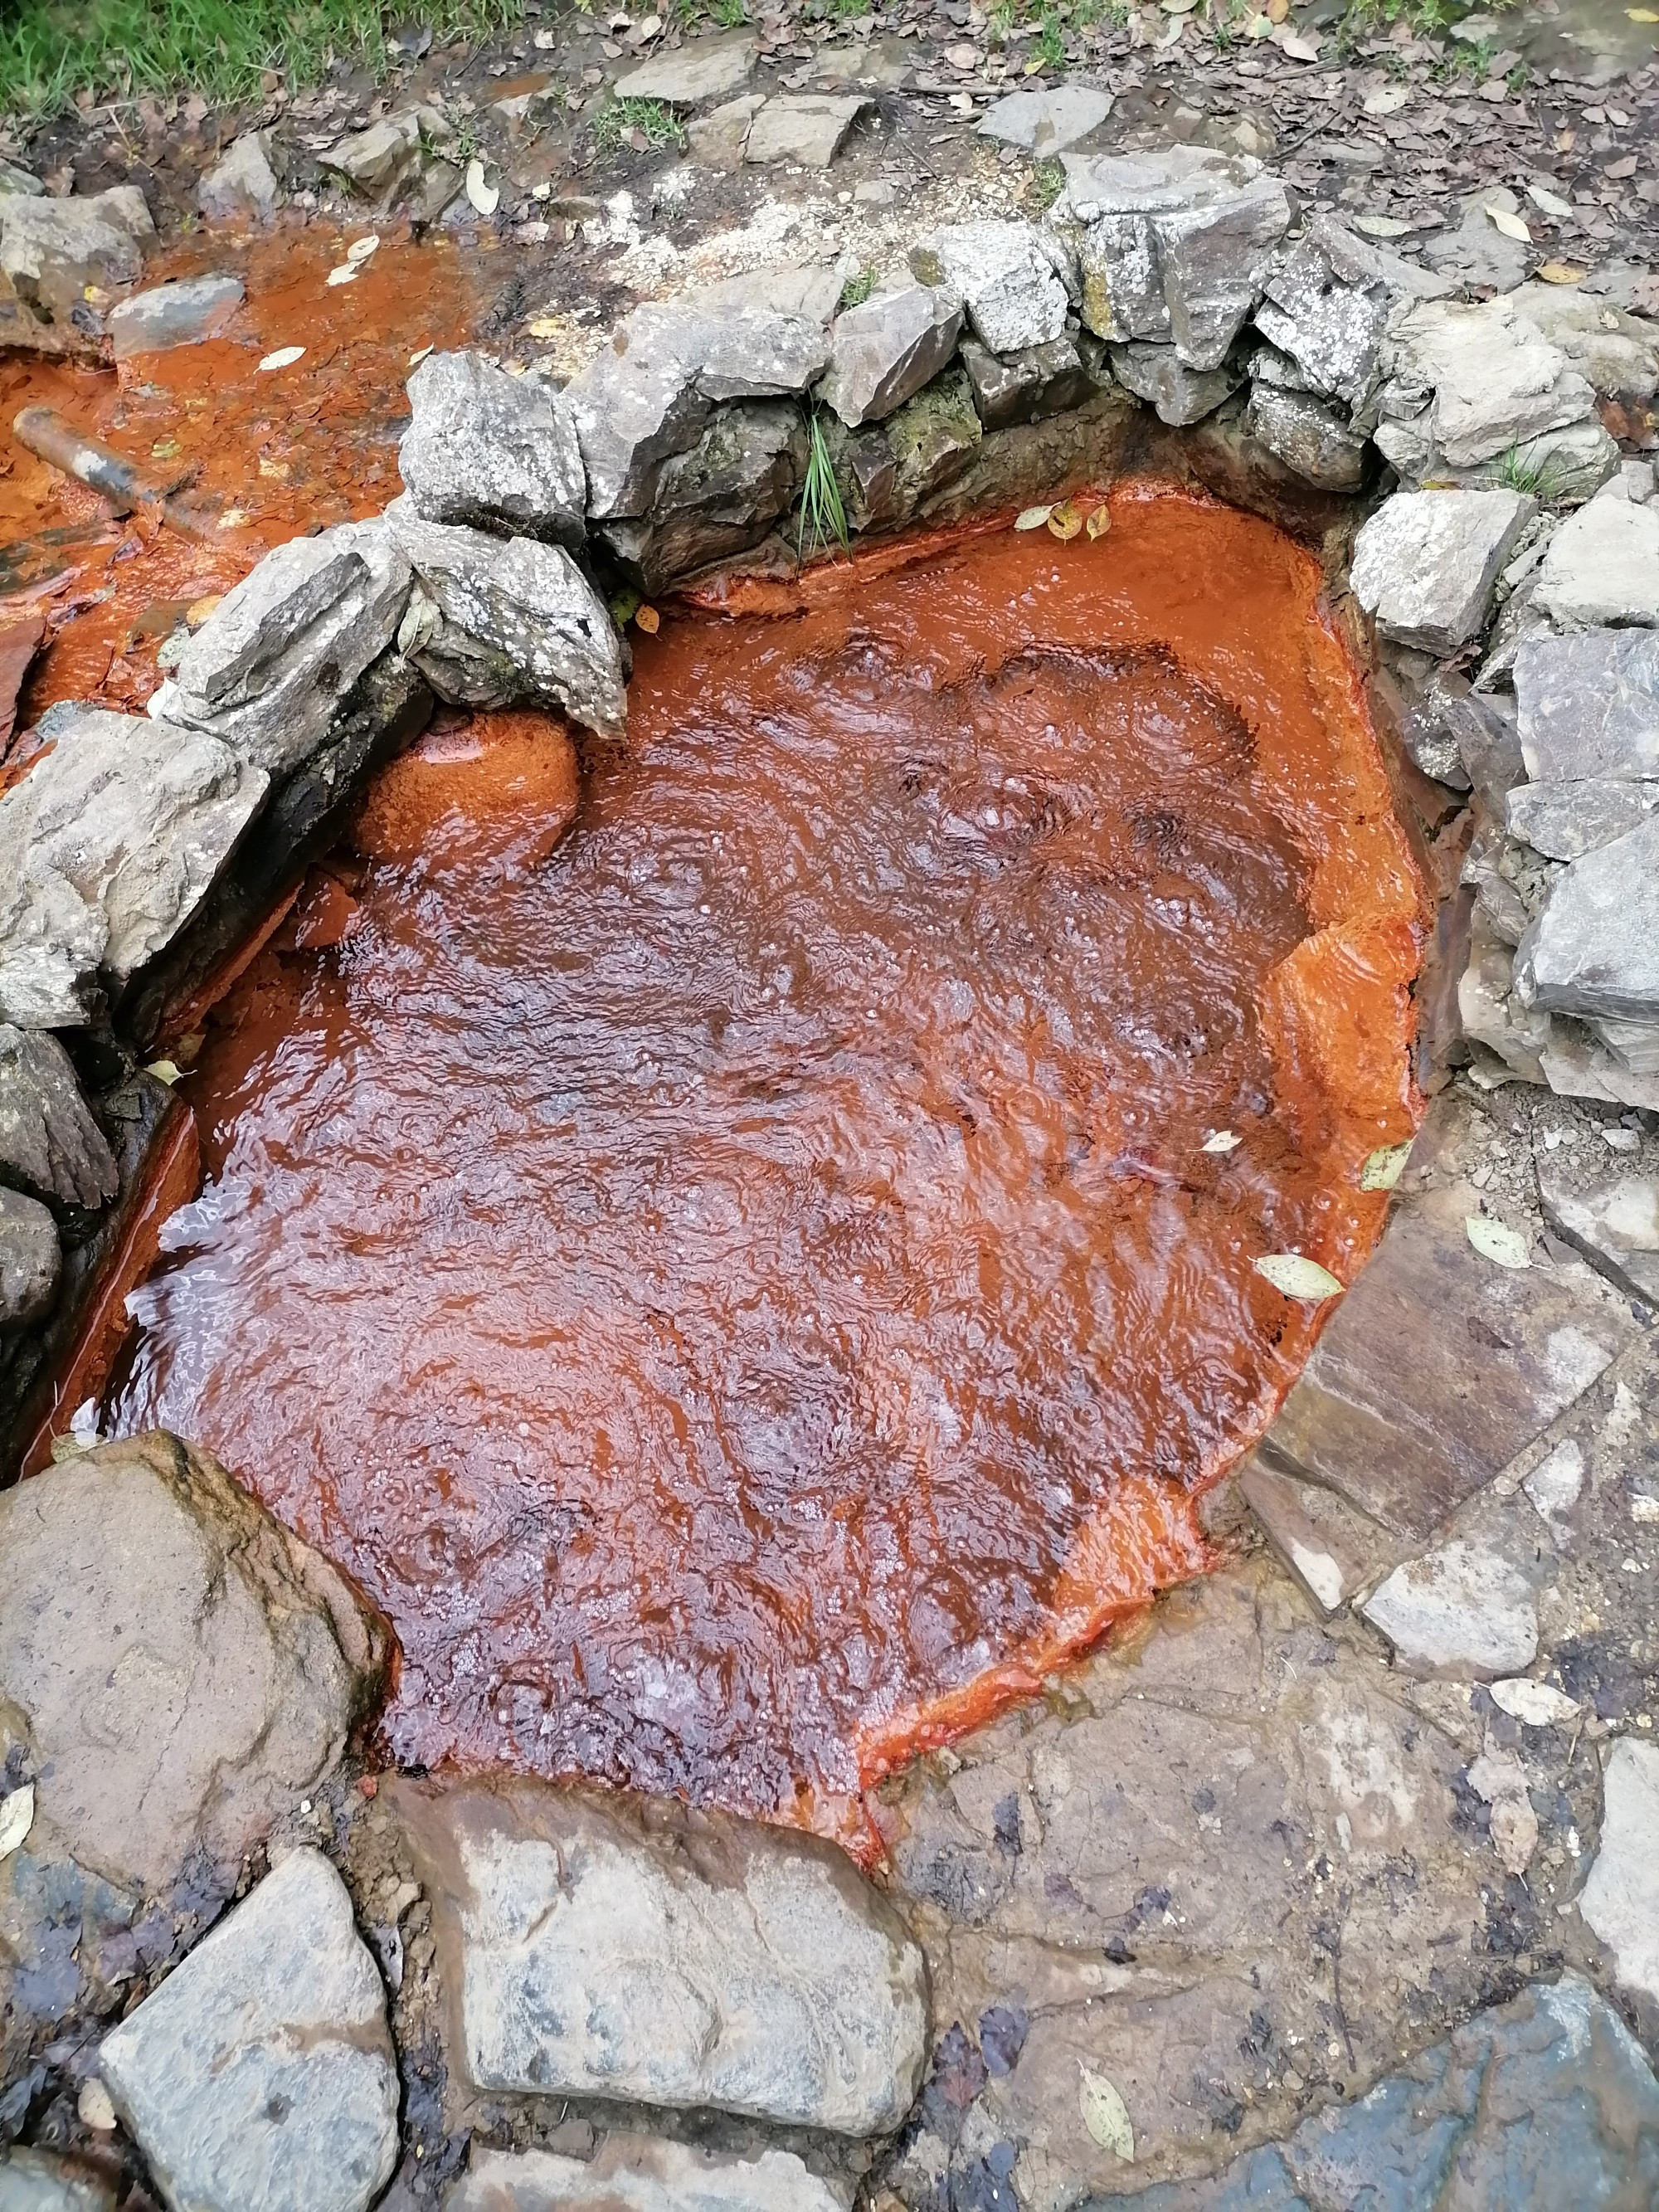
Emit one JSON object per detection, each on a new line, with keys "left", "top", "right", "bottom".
{"left": 1534, "top": 497, "right": 1659, "bottom": 629}
{"left": 744, "top": 94, "right": 869, "bottom": 167}
{"left": 818, "top": 283, "right": 965, "bottom": 428}
{"left": 0, "top": 187, "right": 154, "bottom": 326}
{"left": 567, "top": 301, "right": 828, "bottom": 518}
{"left": 1511, "top": 280, "right": 1659, "bottom": 401}
{"left": 400, "top": 351, "right": 586, "bottom": 547}
{"left": 910, "top": 221, "right": 1069, "bottom": 354}
{"left": 1373, "top": 295, "right": 1605, "bottom": 483}
{"left": 1579, "top": 1737, "right": 1659, "bottom": 2006}
{"left": 690, "top": 261, "right": 849, "bottom": 326}
{"left": 100, "top": 1848, "right": 399, "bottom": 2212}
{"left": 1515, "top": 626, "right": 1659, "bottom": 780}
{"left": 1108, "top": 339, "right": 1239, "bottom": 426}
{"left": 197, "top": 131, "right": 282, "bottom": 222}
{"left": 1515, "top": 814, "right": 1659, "bottom": 1023}
{"left": 320, "top": 107, "right": 440, "bottom": 198}
{"left": 1350, "top": 488, "right": 1535, "bottom": 655}
{"left": 157, "top": 519, "right": 411, "bottom": 776}
{"left": 1052, "top": 145, "right": 1291, "bottom": 371}
{"left": 1245, "top": 382, "right": 1368, "bottom": 489}
{"left": 1253, "top": 226, "right": 1389, "bottom": 410}
{"left": 687, "top": 93, "right": 765, "bottom": 168}
{"left": 387, "top": 502, "right": 626, "bottom": 734}
{"left": 0, "top": 1432, "right": 389, "bottom": 1893}
{"left": 390, "top": 1775, "right": 929, "bottom": 2136}
{"left": 1360, "top": 1538, "right": 1538, "bottom": 1677}
{"left": 0, "top": 1024, "right": 117, "bottom": 1209}
{"left": 0, "top": 709, "right": 265, "bottom": 1028}
{"left": 445, "top": 2141, "right": 845, "bottom": 2212}
{"left": 108, "top": 272, "right": 242, "bottom": 360}
{"left": 0, "top": 2151, "right": 114, "bottom": 2212}
{"left": 614, "top": 32, "right": 757, "bottom": 104}
{"left": 0, "top": 1185, "right": 58, "bottom": 1328}
{"left": 958, "top": 332, "right": 1093, "bottom": 430}
{"left": 599, "top": 399, "right": 805, "bottom": 592}
{"left": 1420, "top": 187, "right": 1534, "bottom": 294}
{"left": 1538, "top": 1162, "right": 1659, "bottom": 1305}
{"left": 1506, "top": 778, "right": 1659, "bottom": 860}
{"left": 975, "top": 82, "right": 1113, "bottom": 154}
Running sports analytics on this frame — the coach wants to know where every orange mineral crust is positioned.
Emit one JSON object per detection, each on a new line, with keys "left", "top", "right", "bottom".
{"left": 105, "top": 489, "right": 1426, "bottom": 1839}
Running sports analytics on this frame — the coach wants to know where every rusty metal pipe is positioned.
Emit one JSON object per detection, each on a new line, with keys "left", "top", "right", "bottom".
{"left": 11, "top": 406, "right": 213, "bottom": 538}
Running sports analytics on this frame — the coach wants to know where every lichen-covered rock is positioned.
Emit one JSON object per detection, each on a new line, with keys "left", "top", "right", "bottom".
{"left": 391, "top": 1774, "right": 930, "bottom": 2135}
{"left": 1252, "top": 213, "right": 1447, "bottom": 410}
{"left": 1350, "top": 488, "right": 1535, "bottom": 655}
{"left": 197, "top": 131, "right": 282, "bottom": 222}
{"left": 0, "top": 188, "right": 154, "bottom": 328}
{"left": 1506, "top": 779, "right": 1659, "bottom": 862}
{"left": 100, "top": 1849, "right": 399, "bottom": 2212}
{"left": 0, "top": 1432, "right": 389, "bottom": 1893}
{"left": 1245, "top": 382, "right": 1368, "bottom": 489}
{"left": 1050, "top": 146, "right": 1291, "bottom": 371}
{"left": 445, "top": 2141, "right": 845, "bottom": 2212}
{"left": 885, "top": 366, "right": 983, "bottom": 518}
{"left": 154, "top": 519, "right": 411, "bottom": 777}
{"left": 400, "top": 351, "right": 586, "bottom": 547}
{"left": 387, "top": 501, "right": 626, "bottom": 733}
{"left": 910, "top": 221, "right": 1070, "bottom": 354}
{"left": 818, "top": 282, "right": 966, "bottom": 428}
{"left": 0, "top": 709, "right": 266, "bottom": 1028}
{"left": 1534, "top": 497, "right": 1659, "bottom": 629}
{"left": 598, "top": 399, "right": 806, "bottom": 592}
{"left": 1515, "top": 813, "right": 1659, "bottom": 1025}
{"left": 1515, "top": 626, "right": 1659, "bottom": 780}
{"left": 0, "top": 1183, "right": 58, "bottom": 1327}
{"left": 958, "top": 332, "right": 1093, "bottom": 430}
{"left": 1109, "top": 339, "right": 1239, "bottom": 426}
{"left": 0, "top": 1024, "right": 117, "bottom": 1208}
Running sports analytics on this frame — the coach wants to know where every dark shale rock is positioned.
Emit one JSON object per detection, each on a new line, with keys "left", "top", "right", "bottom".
{"left": 959, "top": 333, "right": 1094, "bottom": 431}
{"left": 599, "top": 400, "right": 808, "bottom": 592}
{"left": 885, "top": 367, "right": 983, "bottom": 520}
{"left": 0, "top": 1186, "right": 58, "bottom": 1328}
{"left": 1506, "top": 778, "right": 1659, "bottom": 862}
{"left": 0, "top": 1025, "right": 117, "bottom": 1210}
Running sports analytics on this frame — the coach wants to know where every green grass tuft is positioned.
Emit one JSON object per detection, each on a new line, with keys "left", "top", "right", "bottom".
{"left": 796, "top": 407, "right": 849, "bottom": 560}
{"left": 837, "top": 264, "right": 878, "bottom": 311}
{"left": 0, "top": 0, "right": 521, "bottom": 121}
{"left": 592, "top": 91, "right": 686, "bottom": 153}
{"left": 1489, "top": 442, "right": 1564, "bottom": 501}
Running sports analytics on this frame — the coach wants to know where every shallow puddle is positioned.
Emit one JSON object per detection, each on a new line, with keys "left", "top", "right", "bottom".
{"left": 100, "top": 488, "right": 1424, "bottom": 1842}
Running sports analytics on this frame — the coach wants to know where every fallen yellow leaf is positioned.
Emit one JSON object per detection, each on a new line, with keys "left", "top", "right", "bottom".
{"left": 635, "top": 603, "right": 660, "bottom": 633}
{"left": 1047, "top": 499, "right": 1082, "bottom": 541}
{"left": 1536, "top": 261, "right": 1587, "bottom": 285}
{"left": 1627, "top": 8, "right": 1658, "bottom": 21}
{"left": 1086, "top": 504, "right": 1112, "bottom": 539}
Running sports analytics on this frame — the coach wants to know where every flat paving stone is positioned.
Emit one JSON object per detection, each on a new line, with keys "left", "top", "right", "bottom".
{"left": 1360, "top": 1537, "right": 1539, "bottom": 1678}
{"left": 390, "top": 1776, "right": 929, "bottom": 2136}
{"left": 975, "top": 82, "right": 1112, "bottom": 153}
{"left": 444, "top": 2138, "right": 844, "bottom": 2211}
{"left": 744, "top": 94, "right": 868, "bottom": 168}
{"left": 100, "top": 1848, "right": 400, "bottom": 2212}
{"left": 614, "top": 32, "right": 756, "bottom": 105}
{"left": 1579, "top": 1737, "right": 1659, "bottom": 2008}
{"left": 1515, "top": 626, "right": 1659, "bottom": 782}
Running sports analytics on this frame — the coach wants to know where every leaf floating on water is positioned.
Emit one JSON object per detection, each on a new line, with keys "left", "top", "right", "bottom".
{"left": 1048, "top": 499, "right": 1082, "bottom": 541}
{"left": 326, "top": 262, "right": 358, "bottom": 286}
{"left": 1086, "top": 504, "right": 1112, "bottom": 539}
{"left": 144, "top": 1060, "right": 182, "bottom": 1087}
{"left": 1254, "top": 1253, "right": 1344, "bottom": 1301}
{"left": 1628, "top": 7, "right": 1659, "bottom": 19}
{"left": 257, "top": 345, "right": 304, "bottom": 373}
{"left": 466, "top": 157, "right": 501, "bottom": 216}
{"left": 635, "top": 604, "right": 661, "bottom": 634}
{"left": 1466, "top": 1215, "right": 1530, "bottom": 1269}
{"left": 1079, "top": 2067, "right": 1135, "bottom": 2161}
{"left": 1014, "top": 504, "right": 1053, "bottom": 531}
{"left": 0, "top": 1784, "right": 32, "bottom": 1864}
{"left": 1202, "top": 1129, "right": 1241, "bottom": 1153}
{"left": 1485, "top": 204, "right": 1531, "bottom": 241}
{"left": 1360, "top": 1141, "right": 1411, "bottom": 1191}
{"left": 347, "top": 232, "right": 381, "bottom": 264}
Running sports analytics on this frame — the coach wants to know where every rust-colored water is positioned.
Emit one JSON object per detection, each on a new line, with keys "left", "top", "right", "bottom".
{"left": 101, "top": 486, "right": 1424, "bottom": 1841}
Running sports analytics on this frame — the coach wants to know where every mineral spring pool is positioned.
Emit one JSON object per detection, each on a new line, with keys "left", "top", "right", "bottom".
{"left": 100, "top": 485, "right": 1425, "bottom": 1843}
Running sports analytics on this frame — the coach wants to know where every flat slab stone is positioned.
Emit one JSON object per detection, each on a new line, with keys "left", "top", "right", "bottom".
{"left": 614, "top": 32, "right": 757, "bottom": 104}
{"left": 400, "top": 350, "right": 586, "bottom": 547}
{"left": 0, "top": 708, "right": 265, "bottom": 1028}
{"left": 1538, "top": 1161, "right": 1659, "bottom": 1305}
{"left": 1261, "top": 1172, "right": 1642, "bottom": 1540}
{"left": 390, "top": 1776, "right": 929, "bottom": 2135}
{"left": 1535, "top": 496, "right": 1659, "bottom": 629}
{"left": 0, "top": 1184, "right": 59, "bottom": 1327}
{"left": 0, "top": 1432, "right": 388, "bottom": 1893}
{"left": 818, "top": 283, "right": 964, "bottom": 427}
{"left": 445, "top": 2139, "right": 844, "bottom": 2212}
{"left": 100, "top": 1848, "right": 399, "bottom": 2212}
{"left": 0, "top": 1022, "right": 117, "bottom": 1208}
{"left": 1350, "top": 488, "right": 1535, "bottom": 655}
{"left": 911, "top": 220, "right": 1068, "bottom": 354}
{"left": 1506, "top": 778, "right": 1659, "bottom": 860}
{"left": 0, "top": 2150, "right": 114, "bottom": 2211}
{"left": 387, "top": 503, "right": 626, "bottom": 733}
{"left": 976, "top": 82, "right": 1112, "bottom": 153}
{"left": 1360, "top": 1537, "right": 1538, "bottom": 1677}
{"left": 1515, "top": 813, "right": 1659, "bottom": 1024}
{"left": 107, "top": 272, "right": 242, "bottom": 359}
{"left": 744, "top": 94, "right": 869, "bottom": 168}
{"left": 1579, "top": 1737, "right": 1659, "bottom": 2006}
{"left": 1515, "top": 627, "right": 1659, "bottom": 782}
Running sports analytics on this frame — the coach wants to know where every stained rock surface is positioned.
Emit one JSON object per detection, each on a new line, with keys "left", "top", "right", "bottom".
{"left": 0, "top": 1432, "right": 388, "bottom": 1893}
{"left": 100, "top": 1848, "right": 400, "bottom": 2212}
{"left": 0, "top": 188, "right": 154, "bottom": 326}
{"left": 107, "top": 272, "right": 242, "bottom": 359}
{"left": 390, "top": 1775, "right": 930, "bottom": 2134}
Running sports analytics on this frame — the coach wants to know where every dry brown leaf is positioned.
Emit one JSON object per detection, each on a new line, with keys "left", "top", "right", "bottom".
{"left": 1536, "top": 261, "right": 1586, "bottom": 284}
{"left": 635, "top": 604, "right": 660, "bottom": 633}
{"left": 1086, "top": 504, "right": 1112, "bottom": 539}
